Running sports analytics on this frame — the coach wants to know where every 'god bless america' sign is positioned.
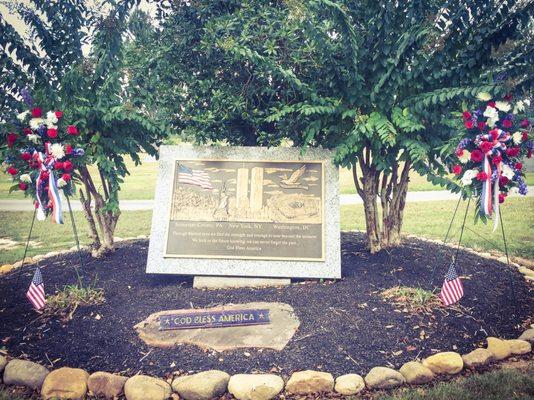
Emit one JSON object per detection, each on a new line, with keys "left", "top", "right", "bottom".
{"left": 159, "top": 308, "right": 270, "bottom": 331}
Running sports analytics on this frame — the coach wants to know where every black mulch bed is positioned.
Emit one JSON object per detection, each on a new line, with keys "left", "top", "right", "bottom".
{"left": 1, "top": 232, "right": 533, "bottom": 378}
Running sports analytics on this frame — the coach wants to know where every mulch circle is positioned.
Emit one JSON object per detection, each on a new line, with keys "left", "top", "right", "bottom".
{"left": 0, "top": 232, "right": 532, "bottom": 378}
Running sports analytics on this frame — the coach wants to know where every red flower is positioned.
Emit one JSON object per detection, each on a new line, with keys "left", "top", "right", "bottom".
{"left": 55, "top": 110, "right": 63, "bottom": 119}
{"left": 498, "top": 193, "right": 506, "bottom": 204}
{"left": 47, "top": 128, "right": 58, "bottom": 138}
{"left": 522, "top": 131, "right": 529, "bottom": 142}
{"left": 40, "top": 171, "right": 49, "bottom": 181}
{"left": 464, "top": 120, "right": 474, "bottom": 129}
{"left": 63, "top": 160, "right": 73, "bottom": 171}
{"left": 515, "top": 162, "right": 523, "bottom": 170}
{"left": 18, "top": 182, "right": 27, "bottom": 191}
{"left": 499, "top": 176, "right": 509, "bottom": 186}
{"left": 67, "top": 125, "right": 78, "bottom": 135}
{"left": 502, "top": 119, "right": 512, "bottom": 129}
{"left": 503, "top": 93, "right": 513, "bottom": 101}
{"left": 456, "top": 149, "right": 464, "bottom": 157}
{"left": 54, "top": 161, "right": 64, "bottom": 170}
{"left": 477, "top": 121, "right": 486, "bottom": 130}
{"left": 476, "top": 171, "right": 488, "bottom": 181}
{"left": 489, "top": 129, "right": 499, "bottom": 140}
{"left": 470, "top": 149, "right": 484, "bottom": 162}
{"left": 506, "top": 147, "right": 520, "bottom": 157}
{"left": 462, "top": 111, "right": 472, "bottom": 120}
{"left": 492, "top": 155, "right": 502, "bottom": 165}
{"left": 23, "top": 128, "right": 32, "bottom": 135}
{"left": 62, "top": 173, "right": 71, "bottom": 182}
{"left": 479, "top": 141, "right": 493, "bottom": 153}
{"left": 34, "top": 201, "right": 39, "bottom": 209}
{"left": 7, "top": 166, "right": 18, "bottom": 175}
{"left": 452, "top": 165, "right": 462, "bottom": 175}
{"left": 520, "top": 119, "right": 530, "bottom": 128}
{"left": 65, "top": 144, "right": 73, "bottom": 155}
{"left": 488, "top": 101, "right": 496, "bottom": 108}
{"left": 31, "top": 107, "right": 42, "bottom": 118}
{"left": 21, "top": 152, "right": 31, "bottom": 161}
{"left": 7, "top": 132, "right": 17, "bottom": 147}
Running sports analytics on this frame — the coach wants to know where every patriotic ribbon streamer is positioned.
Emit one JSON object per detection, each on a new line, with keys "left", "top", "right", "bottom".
{"left": 477, "top": 129, "right": 510, "bottom": 231}
{"left": 32, "top": 143, "right": 64, "bottom": 224}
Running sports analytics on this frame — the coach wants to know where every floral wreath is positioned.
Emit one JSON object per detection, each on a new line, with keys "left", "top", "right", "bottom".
{"left": 450, "top": 93, "right": 532, "bottom": 228}
{"left": 2, "top": 90, "right": 84, "bottom": 224}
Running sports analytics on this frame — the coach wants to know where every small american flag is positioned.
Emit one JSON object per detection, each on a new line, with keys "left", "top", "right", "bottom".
{"left": 439, "top": 262, "right": 464, "bottom": 306}
{"left": 26, "top": 267, "right": 46, "bottom": 310}
{"left": 178, "top": 164, "right": 213, "bottom": 190}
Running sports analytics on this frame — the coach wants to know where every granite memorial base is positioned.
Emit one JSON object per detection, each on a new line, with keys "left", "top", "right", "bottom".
{"left": 193, "top": 276, "right": 291, "bottom": 289}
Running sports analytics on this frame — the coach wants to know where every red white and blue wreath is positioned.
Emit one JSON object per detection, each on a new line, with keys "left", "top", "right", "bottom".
{"left": 450, "top": 93, "right": 532, "bottom": 229}
{"left": 2, "top": 91, "right": 84, "bottom": 224}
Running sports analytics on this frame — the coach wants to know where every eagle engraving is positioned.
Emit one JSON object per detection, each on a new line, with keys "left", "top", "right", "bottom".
{"left": 279, "top": 165, "right": 309, "bottom": 190}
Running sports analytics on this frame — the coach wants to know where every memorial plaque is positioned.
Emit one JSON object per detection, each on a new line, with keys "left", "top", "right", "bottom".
{"left": 146, "top": 146, "right": 340, "bottom": 278}
{"left": 159, "top": 308, "right": 270, "bottom": 331}
{"left": 165, "top": 160, "right": 324, "bottom": 261}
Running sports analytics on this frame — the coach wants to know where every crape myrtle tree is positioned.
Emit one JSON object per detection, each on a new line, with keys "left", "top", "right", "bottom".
{"left": 152, "top": 0, "right": 532, "bottom": 252}
{"left": 0, "top": 0, "right": 167, "bottom": 256}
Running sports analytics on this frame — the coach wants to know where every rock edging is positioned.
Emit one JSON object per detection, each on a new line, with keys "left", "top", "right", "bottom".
{"left": 1, "top": 326, "right": 532, "bottom": 399}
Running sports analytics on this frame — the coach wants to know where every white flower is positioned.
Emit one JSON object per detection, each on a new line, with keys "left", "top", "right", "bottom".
{"left": 17, "top": 111, "right": 30, "bottom": 122}
{"left": 46, "top": 111, "right": 58, "bottom": 125}
{"left": 524, "top": 99, "right": 531, "bottom": 106}
{"left": 27, "top": 134, "right": 40, "bottom": 144}
{"left": 459, "top": 150, "right": 471, "bottom": 164}
{"left": 502, "top": 164, "right": 514, "bottom": 179}
{"left": 509, "top": 186, "right": 519, "bottom": 195}
{"left": 495, "top": 101, "right": 511, "bottom": 112}
{"left": 49, "top": 143, "right": 65, "bottom": 159}
{"left": 513, "top": 100, "right": 525, "bottom": 114}
{"left": 56, "top": 178, "right": 67, "bottom": 188}
{"left": 512, "top": 131, "right": 522, "bottom": 145}
{"left": 461, "top": 169, "right": 479, "bottom": 186}
{"left": 20, "top": 174, "right": 32, "bottom": 183}
{"left": 477, "top": 92, "right": 492, "bottom": 101}
{"left": 483, "top": 106, "right": 499, "bottom": 128}
{"left": 29, "top": 118, "right": 45, "bottom": 130}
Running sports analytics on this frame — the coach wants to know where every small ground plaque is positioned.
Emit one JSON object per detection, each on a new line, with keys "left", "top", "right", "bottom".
{"left": 159, "top": 308, "right": 270, "bottom": 330}
{"left": 134, "top": 302, "right": 299, "bottom": 351}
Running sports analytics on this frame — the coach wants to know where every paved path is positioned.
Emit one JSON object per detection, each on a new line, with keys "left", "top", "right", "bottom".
{"left": 0, "top": 189, "right": 531, "bottom": 211}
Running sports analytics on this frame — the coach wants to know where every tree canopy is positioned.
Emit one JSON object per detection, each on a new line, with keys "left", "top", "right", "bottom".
{"left": 149, "top": 0, "right": 533, "bottom": 251}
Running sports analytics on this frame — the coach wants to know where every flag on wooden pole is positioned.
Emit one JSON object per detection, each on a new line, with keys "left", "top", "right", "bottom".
{"left": 439, "top": 262, "right": 464, "bottom": 306}
{"left": 26, "top": 267, "right": 46, "bottom": 310}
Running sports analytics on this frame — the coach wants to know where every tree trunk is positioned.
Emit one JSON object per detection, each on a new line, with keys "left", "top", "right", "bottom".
{"left": 353, "top": 152, "right": 410, "bottom": 253}
{"left": 352, "top": 159, "right": 381, "bottom": 253}
{"left": 79, "top": 188, "right": 101, "bottom": 251}
{"left": 77, "top": 165, "right": 119, "bottom": 257}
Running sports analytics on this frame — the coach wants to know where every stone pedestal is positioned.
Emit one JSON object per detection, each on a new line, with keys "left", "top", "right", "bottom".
{"left": 193, "top": 276, "right": 291, "bottom": 289}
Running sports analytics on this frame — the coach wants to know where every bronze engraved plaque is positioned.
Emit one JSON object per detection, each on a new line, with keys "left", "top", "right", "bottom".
{"left": 164, "top": 159, "right": 325, "bottom": 261}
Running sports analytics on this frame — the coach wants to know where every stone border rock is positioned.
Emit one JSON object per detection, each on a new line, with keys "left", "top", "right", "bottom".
{"left": 1, "top": 325, "right": 532, "bottom": 400}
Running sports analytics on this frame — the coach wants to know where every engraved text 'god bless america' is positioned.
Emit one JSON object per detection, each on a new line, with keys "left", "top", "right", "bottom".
{"left": 159, "top": 308, "right": 270, "bottom": 331}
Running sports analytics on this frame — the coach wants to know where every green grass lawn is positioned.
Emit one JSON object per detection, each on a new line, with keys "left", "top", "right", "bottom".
{"left": 377, "top": 366, "right": 533, "bottom": 400}
{"left": 1, "top": 197, "right": 532, "bottom": 265}
{"left": 3, "top": 158, "right": 531, "bottom": 200}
